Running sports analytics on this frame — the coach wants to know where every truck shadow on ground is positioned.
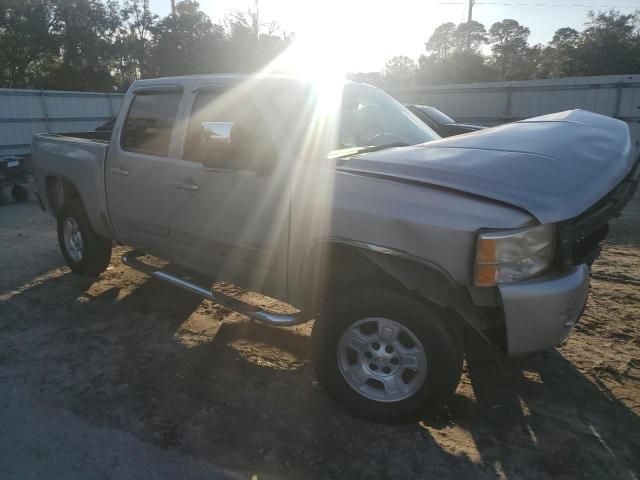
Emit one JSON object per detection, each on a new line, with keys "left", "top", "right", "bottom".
{"left": 2, "top": 268, "right": 639, "bottom": 479}
{"left": 448, "top": 340, "right": 639, "bottom": 478}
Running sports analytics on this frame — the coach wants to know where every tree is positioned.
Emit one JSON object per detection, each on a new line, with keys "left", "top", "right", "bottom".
{"left": 383, "top": 56, "right": 416, "bottom": 86}
{"left": 577, "top": 10, "right": 640, "bottom": 76}
{"left": 1, "top": 2, "right": 637, "bottom": 92}
{"left": 488, "top": 19, "right": 536, "bottom": 80}
{"left": 454, "top": 20, "right": 487, "bottom": 52}
{"left": 539, "top": 27, "right": 581, "bottom": 78}
{"left": 0, "top": 0, "right": 59, "bottom": 88}
{"left": 419, "top": 20, "right": 493, "bottom": 85}
{"left": 149, "top": 0, "right": 226, "bottom": 77}
{"left": 425, "top": 22, "right": 457, "bottom": 61}
{"left": 224, "top": 3, "right": 291, "bottom": 73}
{"left": 114, "top": 0, "right": 157, "bottom": 88}
{"left": 44, "top": 0, "right": 124, "bottom": 91}
{"left": 418, "top": 50, "right": 497, "bottom": 85}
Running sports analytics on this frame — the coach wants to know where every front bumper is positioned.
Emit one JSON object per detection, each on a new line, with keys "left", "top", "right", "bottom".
{"left": 498, "top": 265, "right": 589, "bottom": 355}
{"left": 484, "top": 158, "right": 637, "bottom": 356}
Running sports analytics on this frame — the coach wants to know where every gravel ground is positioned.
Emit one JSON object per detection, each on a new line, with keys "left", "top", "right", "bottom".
{"left": 0, "top": 185, "right": 638, "bottom": 479}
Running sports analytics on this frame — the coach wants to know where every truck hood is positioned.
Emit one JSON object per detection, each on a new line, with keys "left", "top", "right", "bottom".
{"left": 337, "top": 110, "right": 636, "bottom": 224}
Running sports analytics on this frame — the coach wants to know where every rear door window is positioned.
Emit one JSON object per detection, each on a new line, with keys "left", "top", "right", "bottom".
{"left": 121, "top": 91, "right": 181, "bottom": 156}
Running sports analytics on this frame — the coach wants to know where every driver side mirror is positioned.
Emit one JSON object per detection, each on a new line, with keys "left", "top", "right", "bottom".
{"left": 200, "top": 121, "right": 234, "bottom": 144}
{"left": 197, "top": 120, "right": 277, "bottom": 176}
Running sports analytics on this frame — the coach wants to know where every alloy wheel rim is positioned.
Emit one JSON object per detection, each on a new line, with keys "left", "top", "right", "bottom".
{"left": 63, "top": 217, "right": 84, "bottom": 263}
{"left": 337, "top": 317, "right": 427, "bottom": 402}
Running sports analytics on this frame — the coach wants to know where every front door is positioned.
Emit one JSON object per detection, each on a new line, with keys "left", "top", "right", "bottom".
{"left": 163, "top": 87, "right": 290, "bottom": 299}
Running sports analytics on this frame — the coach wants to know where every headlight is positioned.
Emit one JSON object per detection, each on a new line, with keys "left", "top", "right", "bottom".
{"left": 474, "top": 224, "right": 555, "bottom": 286}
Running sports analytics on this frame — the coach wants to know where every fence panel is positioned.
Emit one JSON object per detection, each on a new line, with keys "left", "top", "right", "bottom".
{"left": 390, "top": 74, "right": 640, "bottom": 152}
{"left": 0, "top": 88, "right": 124, "bottom": 156}
{"left": 1, "top": 75, "right": 639, "bottom": 157}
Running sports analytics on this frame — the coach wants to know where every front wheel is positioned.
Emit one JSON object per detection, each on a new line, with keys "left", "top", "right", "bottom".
{"left": 57, "top": 202, "right": 112, "bottom": 275}
{"left": 312, "top": 288, "right": 462, "bottom": 422}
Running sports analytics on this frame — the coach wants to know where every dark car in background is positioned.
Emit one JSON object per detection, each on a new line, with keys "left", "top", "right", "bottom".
{"left": 406, "top": 104, "right": 486, "bottom": 137}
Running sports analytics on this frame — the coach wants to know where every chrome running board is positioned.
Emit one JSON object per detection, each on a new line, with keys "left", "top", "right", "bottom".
{"left": 122, "top": 250, "right": 308, "bottom": 327}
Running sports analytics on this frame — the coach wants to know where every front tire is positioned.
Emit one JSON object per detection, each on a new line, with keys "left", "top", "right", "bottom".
{"left": 57, "top": 202, "right": 112, "bottom": 275}
{"left": 312, "top": 288, "right": 462, "bottom": 422}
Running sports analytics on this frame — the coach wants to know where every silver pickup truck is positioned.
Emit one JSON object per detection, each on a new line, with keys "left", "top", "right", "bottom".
{"left": 32, "top": 75, "right": 639, "bottom": 421}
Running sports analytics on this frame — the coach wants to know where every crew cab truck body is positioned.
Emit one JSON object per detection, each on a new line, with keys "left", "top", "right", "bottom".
{"left": 32, "top": 75, "right": 639, "bottom": 420}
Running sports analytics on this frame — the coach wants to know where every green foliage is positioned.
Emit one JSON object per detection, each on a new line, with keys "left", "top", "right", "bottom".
{"left": 488, "top": 19, "right": 536, "bottom": 80}
{"left": 44, "top": 0, "right": 123, "bottom": 91}
{"left": 0, "top": 0, "right": 290, "bottom": 91}
{"left": 425, "top": 22, "right": 457, "bottom": 61}
{"left": 387, "top": 9, "right": 640, "bottom": 86}
{"left": 454, "top": 21, "right": 487, "bottom": 52}
{"left": 114, "top": 0, "right": 157, "bottom": 86}
{"left": 417, "top": 50, "right": 497, "bottom": 85}
{"left": 538, "top": 28, "right": 581, "bottom": 78}
{"left": 384, "top": 56, "right": 417, "bottom": 86}
{"left": 577, "top": 10, "right": 640, "bottom": 76}
{"left": 224, "top": 6, "right": 292, "bottom": 73}
{"left": 0, "top": 0, "right": 59, "bottom": 87}
{"left": 0, "top": 2, "right": 638, "bottom": 91}
{"left": 148, "top": 0, "right": 224, "bottom": 77}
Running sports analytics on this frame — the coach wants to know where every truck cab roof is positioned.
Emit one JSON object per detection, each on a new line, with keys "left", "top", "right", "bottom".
{"left": 128, "top": 74, "right": 361, "bottom": 92}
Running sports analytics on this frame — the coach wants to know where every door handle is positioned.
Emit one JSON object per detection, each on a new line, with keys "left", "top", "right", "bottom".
{"left": 110, "top": 166, "right": 129, "bottom": 176}
{"left": 173, "top": 181, "right": 199, "bottom": 192}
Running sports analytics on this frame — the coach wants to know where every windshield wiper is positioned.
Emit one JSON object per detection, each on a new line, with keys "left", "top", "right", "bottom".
{"left": 329, "top": 142, "right": 410, "bottom": 160}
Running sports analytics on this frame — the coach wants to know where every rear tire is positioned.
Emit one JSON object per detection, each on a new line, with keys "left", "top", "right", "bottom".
{"left": 312, "top": 287, "right": 462, "bottom": 422}
{"left": 57, "top": 202, "right": 112, "bottom": 275}
{"left": 11, "top": 184, "right": 29, "bottom": 202}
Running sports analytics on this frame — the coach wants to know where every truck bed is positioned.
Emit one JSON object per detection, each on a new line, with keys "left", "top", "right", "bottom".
{"left": 31, "top": 132, "right": 112, "bottom": 238}
{"left": 44, "top": 131, "right": 112, "bottom": 143}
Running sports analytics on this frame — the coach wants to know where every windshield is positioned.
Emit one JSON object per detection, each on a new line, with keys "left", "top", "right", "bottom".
{"left": 262, "top": 81, "right": 440, "bottom": 158}
{"left": 333, "top": 86, "right": 439, "bottom": 152}
{"left": 415, "top": 105, "right": 455, "bottom": 124}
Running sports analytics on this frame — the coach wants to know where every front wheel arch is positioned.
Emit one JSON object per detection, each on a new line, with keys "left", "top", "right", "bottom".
{"left": 298, "top": 240, "right": 463, "bottom": 315}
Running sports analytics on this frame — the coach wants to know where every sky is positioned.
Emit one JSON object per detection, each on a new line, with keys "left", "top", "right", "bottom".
{"left": 149, "top": 0, "right": 640, "bottom": 72}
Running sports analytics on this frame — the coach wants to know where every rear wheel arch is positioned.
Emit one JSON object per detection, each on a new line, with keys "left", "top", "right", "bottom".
{"left": 46, "top": 176, "right": 82, "bottom": 214}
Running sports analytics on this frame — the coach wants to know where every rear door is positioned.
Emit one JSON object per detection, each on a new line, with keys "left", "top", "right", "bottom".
{"left": 106, "top": 86, "right": 184, "bottom": 257}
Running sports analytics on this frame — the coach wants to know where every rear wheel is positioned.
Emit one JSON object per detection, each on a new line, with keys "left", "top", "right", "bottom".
{"left": 312, "top": 288, "right": 462, "bottom": 422}
{"left": 57, "top": 202, "right": 112, "bottom": 275}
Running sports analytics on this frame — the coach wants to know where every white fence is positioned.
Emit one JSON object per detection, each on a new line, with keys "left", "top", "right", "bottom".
{"left": 0, "top": 88, "right": 124, "bottom": 156}
{"left": 389, "top": 73, "right": 640, "bottom": 156}
{"left": 1, "top": 74, "right": 639, "bottom": 157}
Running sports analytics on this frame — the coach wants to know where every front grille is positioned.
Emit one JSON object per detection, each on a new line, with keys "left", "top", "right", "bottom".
{"left": 558, "top": 222, "right": 609, "bottom": 266}
{"left": 556, "top": 158, "right": 639, "bottom": 267}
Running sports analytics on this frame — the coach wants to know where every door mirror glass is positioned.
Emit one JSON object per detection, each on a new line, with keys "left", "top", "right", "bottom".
{"left": 201, "top": 121, "right": 234, "bottom": 144}
{"left": 184, "top": 92, "right": 278, "bottom": 175}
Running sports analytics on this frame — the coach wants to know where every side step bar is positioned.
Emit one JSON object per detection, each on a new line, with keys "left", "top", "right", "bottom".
{"left": 122, "top": 250, "right": 308, "bottom": 327}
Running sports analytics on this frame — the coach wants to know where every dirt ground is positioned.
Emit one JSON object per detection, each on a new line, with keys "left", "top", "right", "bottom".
{"left": 0, "top": 185, "right": 638, "bottom": 480}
